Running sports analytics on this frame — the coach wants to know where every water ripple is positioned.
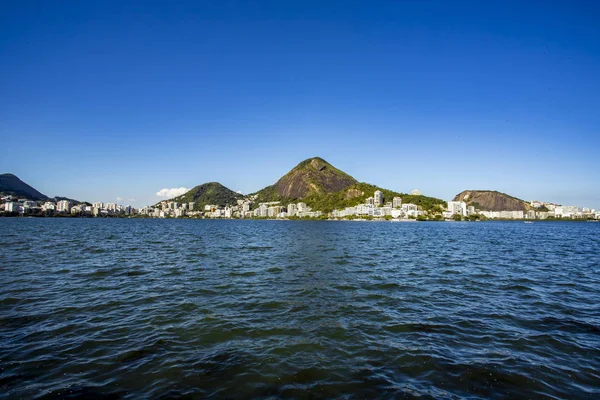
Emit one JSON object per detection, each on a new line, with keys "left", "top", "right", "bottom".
{"left": 1, "top": 219, "right": 599, "bottom": 399}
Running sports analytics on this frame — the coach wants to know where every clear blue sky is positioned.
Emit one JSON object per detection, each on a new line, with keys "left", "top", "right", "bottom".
{"left": 1, "top": 1, "right": 599, "bottom": 208}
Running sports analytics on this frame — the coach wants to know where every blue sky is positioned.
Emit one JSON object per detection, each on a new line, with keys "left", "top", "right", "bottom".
{"left": 1, "top": 1, "right": 599, "bottom": 208}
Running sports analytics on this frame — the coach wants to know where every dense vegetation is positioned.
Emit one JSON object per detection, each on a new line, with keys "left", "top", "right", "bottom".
{"left": 302, "top": 182, "right": 445, "bottom": 213}
{"left": 251, "top": 157, "right": 445, "bottom": 213}
{"left": 165, "top": 182, "right": 243, "bottom": 210}
{"left": 253, "top": 181, "right": 445, "bottom": 213}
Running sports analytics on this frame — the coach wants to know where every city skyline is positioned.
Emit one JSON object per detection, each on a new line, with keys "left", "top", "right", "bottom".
{"left": 1, "top": 1, "right": 599, "bottom": 208}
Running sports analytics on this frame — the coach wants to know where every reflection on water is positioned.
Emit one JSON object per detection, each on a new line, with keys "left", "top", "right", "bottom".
{"left": 1, "top": 219, "right": 599, "bottom": 399}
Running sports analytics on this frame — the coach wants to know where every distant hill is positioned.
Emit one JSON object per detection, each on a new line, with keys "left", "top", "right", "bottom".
{"left": 453, "top": 190, "right": 530, "bottom": 212}
{"left": 51, "top": 196, "right": 82, "bottom": 204}
{"left": 254, "top": 157, "right": 445, "bottom": 213}
{"left": 254, "top": 157, "right": 357, "bottom": 202}
{"left": 164, "top": 182, "right": 243, "bottom": 210}
{"left": 0, "top": 173, "right": 48, "bottom": 200}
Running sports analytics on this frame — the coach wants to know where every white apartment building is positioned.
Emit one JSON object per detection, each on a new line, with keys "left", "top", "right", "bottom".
{"left": 57, "top": 200, "right": 71, "bottom": 213}
{"left": 5, "top": 202, "right": 18, "bottom": 212}
{"left": 287, "top": 203, "right": 298, "bottom": 216}
{"left": 41, "top": 202, "right": 56, "bottom": 211}
{"left": 253, "top": 204, "right": 268, "bottom": 217}
{"left": 447, "top": 201, "right": 467, "bottom": 216}
{"left": 356, "top": 204, "right": 372, "bottom": 215}
{"left": 392, "top": 197, "right": 402, "bottom": 208}
{"left": 391, "top": 209, "right": 404, "bottom": 218}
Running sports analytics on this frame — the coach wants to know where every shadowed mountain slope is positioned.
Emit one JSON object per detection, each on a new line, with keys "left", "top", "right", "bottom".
{"left": 0, "top": 173, "right": 48, "bottom": 200}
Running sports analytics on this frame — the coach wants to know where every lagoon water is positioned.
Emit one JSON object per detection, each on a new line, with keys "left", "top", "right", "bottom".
{"left": 1, "top": 219, "right": 599, "bottom": 399}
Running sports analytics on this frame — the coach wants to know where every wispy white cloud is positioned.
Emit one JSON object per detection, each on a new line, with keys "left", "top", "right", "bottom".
{"left": 156, "top": 187, "right": 189, "bottom": 198}
{"left": 128, "top": 198, "right": 136, "bottom": 202}
{"left": 236, "top": 190, "right": 243, "bottom": 194}
{"left": 116, "top": 196, "right": 123, "bottom": 202}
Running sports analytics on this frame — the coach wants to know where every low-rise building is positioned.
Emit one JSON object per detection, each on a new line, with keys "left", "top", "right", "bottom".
{"left": 41, "top": 202, "right": 56, "bottom": 211}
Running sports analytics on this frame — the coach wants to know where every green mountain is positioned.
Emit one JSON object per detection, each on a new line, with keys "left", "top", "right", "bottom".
{"left": 0, "top": 173, "right": 48, "bottom": 200}
{"left": 164, "top": 182, "right": 243, "bottom": 210}
{"left": 254, "top": 157, "right": 445, "bottom": 213}
{"left": 253, "top": 157, "right": 357, "bottom": 202}
{"left": 303, "top": 182, "right": 446, "bottom": 213}
{"left": 453, "top": 190, "right": 530, "bottom": 212}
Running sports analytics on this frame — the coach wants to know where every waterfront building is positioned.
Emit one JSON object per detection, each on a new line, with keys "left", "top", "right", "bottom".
{"left": 447, "top": 201, "right": 467, "bottom": 216}
{"left": 356, "top": 204, "right": 372, "bottom": 215}
{"left": 366, "top": 197, "right": 375, "bottom": 206}
{"left": 242, "top": 202, "right": 251, "bottom": 213}
{"left": 374, "top": 190, "right": 384, "bottom": 206}
{"left": 257, "top": 204, "right": 268, "bottom": 217}
{"left": 402, "top": 203, "right": 418, "bottom": 212}
{"left": 287, "top": 203, "right": 298, "bottom": 217}
{"left": 392, "top": 197, "right": 402, "bottom": 208}
{"left": 57, "top": 200, "right": 71, "bottom": 213}
{"left": 297, "top": 202, "right": 308, "bottom": 212}
{"left": 41, "top": 202, "right": 56, "bottom": 211}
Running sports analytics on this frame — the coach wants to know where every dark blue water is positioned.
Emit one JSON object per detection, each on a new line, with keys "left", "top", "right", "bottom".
{"left": 1, "top": 219, "right": 599, "bottom": 399}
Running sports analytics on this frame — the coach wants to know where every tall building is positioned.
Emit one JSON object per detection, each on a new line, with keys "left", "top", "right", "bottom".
{"left": 392, "top": 197, "right": 402, "bottom": 208}
{"left": 374, "top": 190, "right": 384, "bottom": 206}
{"left": 366, "top": 197, "right": 375, "bottom": 205}
{"left": 447, "top": 201, "right": 467, "bottom": 216}
{"left": 287, "top": 203, "right": 298, "bottom": 216}
{"left": 57, "top": 200, "right": 71, "bottom": 213}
